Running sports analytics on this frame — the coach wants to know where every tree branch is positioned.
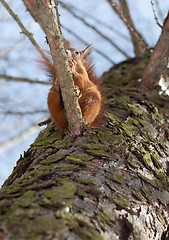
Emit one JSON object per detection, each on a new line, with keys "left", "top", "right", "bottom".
{"left": 150, "top": 0, "right": 162, "bottom": 28}
{"left": 22, "top": 0, "right": 45, "bottom": 32}
{"left": 0, "top": 0, "right": 49, "bottom": 62}
{"left": 141, "top": 13, "right": 169, "bottom": 91}
{"left": 62, "top": 25, "right": 114, "bottom": 64}
{"left": 108, "top": 0, "right": 149, "bottom": 54}
{"left": 35, "top": 0, "right": 83, "bottom": 135}
{"left": 0, "top": 125, "right": 39, "bottom": 154}
{"left": 0, "top": 74, "right": 50, "bottom": 85}
{"left": 58, "top": 0, "right": 129, "bottom": 40}
{"left": 1, "top": 110, "right": 48, "bottom": 115}
{"left": 59, "top": 1, "right": 129, "bottom": 58}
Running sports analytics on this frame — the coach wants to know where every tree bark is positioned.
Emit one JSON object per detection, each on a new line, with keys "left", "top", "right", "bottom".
{"left": 0, "top": 54, "right": 169, "bottom": 240}
{"left": 35, "top": 0, "right": 83, "bottom": 135}
{"left": 141, "top": 13, "right": 169, "bottom": 91}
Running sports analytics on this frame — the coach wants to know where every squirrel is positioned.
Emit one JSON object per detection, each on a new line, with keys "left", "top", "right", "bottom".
{"left": 44, "top": 44, "right": 102, "bottom": 131}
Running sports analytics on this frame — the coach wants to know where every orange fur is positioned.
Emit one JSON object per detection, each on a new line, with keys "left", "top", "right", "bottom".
{"left": 43, "top": 45, "right": 102, "bottom": 131}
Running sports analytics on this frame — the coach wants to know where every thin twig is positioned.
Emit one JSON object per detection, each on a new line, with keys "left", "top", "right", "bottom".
{"left": 62, "top": 25, "right": 114, "bottom": 64}
{"left": 54, "top": 0, "right": 62, "bottom": 34}
{"left": 58, "top": 0, "right": 129, "bottom": 40}
{"left": 150, "top": 0, "right": 162, "bottom": 28}
{"left": 38, "top": 117, "right": 51, "bottom": 126}
{"left": 0, "top": 110, "right": 48, "bottom": 115}
{"left": 59, "top": 1, "right": 129, "bottom": 58}
{"left": 0, "top": 0, "right": 49, "bottom": 62}
{"left": 0, "top": 125, "right": 39, "bottom": 154}
{"left": 108, "top": 0, "right": 149, "bottom": 51}
{"left": 0, "top": 74, "right": 50, "bottom": 85}
{"left": 154, "top": 0, "right": 164, "bottom": 20}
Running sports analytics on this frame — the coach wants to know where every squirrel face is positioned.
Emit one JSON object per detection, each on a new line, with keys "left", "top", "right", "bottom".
{"left": 65, "top": 45, "right": 94, "bottom": 64}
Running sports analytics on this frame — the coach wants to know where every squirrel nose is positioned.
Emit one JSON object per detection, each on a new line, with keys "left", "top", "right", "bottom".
{"left": 66, "top": 50, "right": 71, "bottom": 58}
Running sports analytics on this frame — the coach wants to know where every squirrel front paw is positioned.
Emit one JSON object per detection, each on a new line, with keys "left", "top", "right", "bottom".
{"left": 74, "top": 85, "right": 82, "bottom": 98}
{"left": 68, "top": 59, "right": 79, "bottom": 78}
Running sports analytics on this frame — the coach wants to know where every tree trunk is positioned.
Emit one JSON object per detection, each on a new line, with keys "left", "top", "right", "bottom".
{"left": 0, "top": 54, "right": 169, "bottom": 240}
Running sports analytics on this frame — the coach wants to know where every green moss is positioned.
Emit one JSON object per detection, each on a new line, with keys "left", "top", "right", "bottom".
{"left": 44, "top": 180, "right": 76, "bottom": 206}
{"left": 106, "top": 112, "right": 120, "bottom": 128}
{"left": 56, "top": 164, "right": 79, "bottom": 171}
{"left": 76, "top": 189, "right": 87, "bottom": 197}
{"left": 74, "top": 217, "right": 104, "bottom": 240}
{"left": 111, "top": 193, "right": 129, "bottom": 209}
{"left": 67, "top": 156, "right": 94, "bottom": 166}
{"left": 153, "top": 169, "right": 167, "bottom": 181}
{"left": 96, "top": 130, "right": 116, "bottom": 143}
{"left": 30, "top": 217, "right": 69, "bottom": 234}
{"left": 81, "top": 143, "right": 109, "bottom": 151}
{"left": 108, "top": 171, "right": 123, "bottom": 184}
{"left": 157, "top": 209, "right": 166, "bottom": 225}
{"left": 132, "top": 191, "right": 147, "bottom": 202}
{"left": 53, "top": 140, "right": 72, "bottom": 149}
{"left": 75, "top": 228, "right": 102, "bottom": 240}
{"left": 127, "top": 154, "right": 142, "bottom": 168}
{"left": 141, "top": 187, "right": 153, "bottom": 202}
{"left": 16, "top": 190, "right": 34, "bottom": 207}
{"left": 24, "top": 167, "right": 55, "bottom": 185}
{"left": 40, "top": 153, "right": 66, "bottom": 165}
{"left": 127, "top": 103, "right": 148, "bottom": 115}
{"left": 86, "top": 149, "right": 110, "bottom": 157}
{"left": 97, "top": 208, "right": 115, "bottom": 230}
{"left": 139, "top": 174, "right": 157, "bottom": 188}
{"left": 68, "top": 154, "right": 94, "bottom": 161}
{"left": 142, "top": 152, "right": 154, "bottom": 170}
{"left": 150, "top": 150, "right": 162, "bottom": 169}
{"left": 120, "top": 117, "right": 138, "bottom": 138}
{"left": 0, "top": 185, "right": 23, "bottom": 197}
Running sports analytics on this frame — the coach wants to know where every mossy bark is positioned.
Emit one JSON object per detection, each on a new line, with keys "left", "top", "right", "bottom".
{"left": 0, "top": 54, "right": 169, "bottom": 240}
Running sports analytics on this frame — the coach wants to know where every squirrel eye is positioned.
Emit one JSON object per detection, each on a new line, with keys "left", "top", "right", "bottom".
{"left": 75, "top": 51, "right": 80, "bottom": 55}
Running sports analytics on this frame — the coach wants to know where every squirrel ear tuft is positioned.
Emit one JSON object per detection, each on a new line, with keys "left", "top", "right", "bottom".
{"left": 80, "top": 44, "right": 94, "bottom": 61}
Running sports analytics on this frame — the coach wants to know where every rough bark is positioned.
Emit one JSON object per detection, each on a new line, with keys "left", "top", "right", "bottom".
{"left": 141, "top": 13, "right": 169, "bottom": 91}
{"left": 0, "top": 54, "right": 169, "bottom": 240}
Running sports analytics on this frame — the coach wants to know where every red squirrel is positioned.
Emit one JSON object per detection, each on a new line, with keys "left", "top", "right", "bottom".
{"left": 45, "top": 44, "right": 102, "bottom": 131}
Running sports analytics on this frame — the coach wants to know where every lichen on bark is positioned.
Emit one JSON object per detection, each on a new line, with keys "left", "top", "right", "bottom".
{"left": 0, "top": 54, "right": 169, "bottom": 240}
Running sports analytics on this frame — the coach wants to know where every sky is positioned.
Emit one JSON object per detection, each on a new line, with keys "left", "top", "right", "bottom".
{"left": 0, "top": 0, "right": 169, "bottom": 186}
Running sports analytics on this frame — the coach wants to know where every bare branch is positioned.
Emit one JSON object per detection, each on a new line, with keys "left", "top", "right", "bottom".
{"left": 0, "top": 0, "right": 49, "bottom": 62}
{"left": 141, "top": 13, "right": 169, "bottom": 91}
{"left": 54, "top": 0, "right": 62, "bottom": 34}
{"left": 119, "top": 0, "right": 144, "bottom": 55}
{"left": 62, "top": 25, "right": 114, "bottom": 64}
{"left": 108, "top": 0, "right": 149, "bottom": 54}
{"left": 154, "top": 0, "right": 164, "bottom": 20}
{"left": 0, "top": 74, "right": 50, "bottom": 85}
{"left": 35, "top": 0, "right": 83, "bottom": 135}
{"left": 0, "top": 125, "right": 39, "bottom": 154}
{"left": 38, "top": 117, "right": 51, "bottom": 127}
{"left": 58, "top": 0, "right": 129, "bottom": 40}
{"left": 59, "top": 1, "right": 129, "bottom": 58}
{"left": 0, "top": 110, "right": 48, "bottom": 115}
{"left": 150, "top": 0, "right": 162, "bottom": 28}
